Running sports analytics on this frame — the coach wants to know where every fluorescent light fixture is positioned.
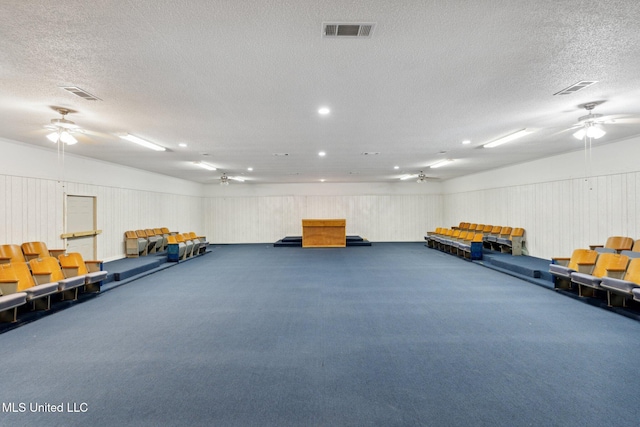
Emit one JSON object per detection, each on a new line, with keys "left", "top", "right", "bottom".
{"left": 462, "top": 139, "right": 471, "bottom": 145}
{"left": 247, "top": 167, "right": 253, "bottom": 171}
{"left": 318, "top": 151, "right": 326, "bottom": 157}
{"left": 318, "top": 107, "right": 330, "bottom": 115}
{"left": 179, "top": 143, "right": 188, "bottom": 147}
{"left": 430, "top": 159, "right": 454, "bottom": 169}
{"left": 194, "top": 162, "right": 216, "bottom": 171}
{"left": 119, "top": 133, "right": 166, "bottom": 151}
{"left": 47, "top": 131, "right": 77, "bottom": 145}
{"left": 483, "top": 129, "right": 532, "bottom": 148}
{"left": 394, "top": 166, "right": 400, "bottom": 170}
{"left": 573, "top": 124, "right": 606, "bottom": 140}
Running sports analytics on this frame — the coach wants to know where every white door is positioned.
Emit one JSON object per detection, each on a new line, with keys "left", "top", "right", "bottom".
{"left": 66, "top": 195, "right": 96, "bottom": 259}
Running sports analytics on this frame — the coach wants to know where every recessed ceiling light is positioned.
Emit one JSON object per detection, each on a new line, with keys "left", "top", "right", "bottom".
{"left": 318, "top": 107, "right": 330, "bottom": 115}
{"left": 247, "top": 167, "right": 253, "bottom": 171}
{"left": 320, "top": 179, "right": 326, "bottom": 182}
{"left": 179, "top": 143, "right": 187, "bottom": 147}
{"left": 318, "top": 151, "right": 326, "bottom": 157}
{"left": 394, "top": 166, "right": 400, "bottom": 170}
{"left": 462, "top": 140, "right": 471, "bottom": 145}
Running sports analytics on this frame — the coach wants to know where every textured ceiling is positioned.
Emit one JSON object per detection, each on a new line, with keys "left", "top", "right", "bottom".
{"left": 1, "top": 0, "right": 640, "bottom": 184}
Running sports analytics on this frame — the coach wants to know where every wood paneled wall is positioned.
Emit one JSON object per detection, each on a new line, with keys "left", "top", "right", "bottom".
{"left": 445, "top": 172, "right": 640, "bottom": 260}
{"left": 204, "top": 194, "right": 442, "bottom": 243}
{"left": 0, "top": 175, "right": 203, "bottom": 261}
{"left": 443, "top": 136, "right": 640, "bottom": 260}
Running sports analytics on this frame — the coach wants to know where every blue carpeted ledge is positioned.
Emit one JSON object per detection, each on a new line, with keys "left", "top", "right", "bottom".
{"left": 473, "top": 249, "right": 555, "bottom": 289}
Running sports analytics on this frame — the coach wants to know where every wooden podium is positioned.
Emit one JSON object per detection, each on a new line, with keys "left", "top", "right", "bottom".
{"left": 302, "top": 219, "right": 346, "bottom": 248}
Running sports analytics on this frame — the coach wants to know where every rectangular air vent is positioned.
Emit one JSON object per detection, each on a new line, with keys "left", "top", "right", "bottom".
{"left": 553, "top": 81, "right": 598, "bottom": 96}
{"left": 323, "top": 22, "right": 376, "bottom": 38}
{"left": 59, "top": 86, "right": 102, "bottom": 101}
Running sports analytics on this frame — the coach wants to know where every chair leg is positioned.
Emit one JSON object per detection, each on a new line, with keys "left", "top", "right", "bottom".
{"left": 0, "top": 307, "right": 18, "bottom": 323}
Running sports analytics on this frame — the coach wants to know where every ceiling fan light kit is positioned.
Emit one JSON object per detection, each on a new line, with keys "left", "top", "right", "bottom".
{"left": 573, "top": 124, "right": 606, "bottom": 140}
{"left": 572, "top": 103, "right": 607, "bottom": 140}
{"left": 47, "top": 130, "right": 78, "bottom": 145}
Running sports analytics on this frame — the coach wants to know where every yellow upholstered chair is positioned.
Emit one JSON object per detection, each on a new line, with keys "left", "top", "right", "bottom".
{"left": 570, "top": 253, "right": 629, "bottom": 298}
{"left": 549, "top": 249, "right": 599, "bottom": 290}
{"left": 0, "top": 262, "right": 58, "bottom": 310}
{"left": 58, "top": 252, "right": 108, "bottom": 293}
{"left": 29, "top": 257, "right": 85, "bottom": 301}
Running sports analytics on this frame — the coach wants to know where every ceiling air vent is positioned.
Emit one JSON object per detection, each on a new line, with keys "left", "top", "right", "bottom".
{"left": 59, "top": 86, "right": 102, "bottom": 101}
{"left": 553, "top": 81, "right": 598, "bottom": 96}
{"left": 323, "top": 22, "right": 376, "bottom": 38}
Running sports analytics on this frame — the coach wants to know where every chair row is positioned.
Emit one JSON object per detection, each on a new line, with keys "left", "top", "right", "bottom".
{"left": 425, "top": 229, "right": 484, "bottom": 260}
{"left": 0, "top": 251, "right": 107, "bottom": 323}
{"left": 549, "top": 248, "right": 640, "bottom": 308}
{"left": 426, "top": 225, "right": 525, "bottom": 257}
{"left": 450, "top": 223, "right": 526, "bottom": 255}
{"left": 167, "top": 232, "right": 209, "bottom": 261}
{"left": 0, "top": 241, "right": 66, "bottom": 265}
{"left": 125, "top": 228, "right": 176, "bottom": 257}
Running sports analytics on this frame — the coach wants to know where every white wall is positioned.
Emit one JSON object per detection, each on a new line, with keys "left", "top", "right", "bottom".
{"left": 6, "top": 133, "right": 640, "bottom": 261}
{"left": 443, "top": 135, "right": 640, "bottom": 259}
{"left": 203, "top": 182, "right": 443, "bottom": 243}
{"left": 0, "top": 138, "right": 204, "bottom": 261}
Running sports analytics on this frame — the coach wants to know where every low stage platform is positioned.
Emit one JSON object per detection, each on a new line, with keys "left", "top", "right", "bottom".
{"left": 274, "top": 235, "right": 371, "bottom": 247}
{"left": 472, "top": 249, "right": 554, "bottom": 290}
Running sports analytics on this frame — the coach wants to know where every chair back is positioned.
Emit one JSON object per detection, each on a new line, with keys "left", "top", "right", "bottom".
{"left": 567, "top": 249, "right": 598, "bottom": 271}
{"left": 58, "top": 253, "right": 89, "bottom": 276}
{"left": 21, "top": 241, "right": 50, "bottom": 259}
{"left": 29, "top": 257, "right": 65, "bottom": 282}
{"left": 623, "top": 258, "right": 640, "bottom": 283}
{"left": 604, "top": 236, "right": 634, "bottom": 252}
{"left": 0, "top": 244, "right": 27, "bottom": 264}
{"left": 590, "top": 253, "right": 629, "bottom": 278}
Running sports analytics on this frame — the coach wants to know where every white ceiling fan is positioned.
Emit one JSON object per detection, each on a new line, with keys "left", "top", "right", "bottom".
{"left": 566, "top": 102, "right": 640, "bottom": 140}
{"left": 44, "top": 107, "right": 85, "bottom": 145}
{"left": 219, "top": 172, "right": 245, "bottom": 185}
{"left": 399, "top": 171, "right": 437, "bottom": 183}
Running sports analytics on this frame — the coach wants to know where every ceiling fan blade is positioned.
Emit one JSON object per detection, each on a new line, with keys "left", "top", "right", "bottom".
{"left": 594, "top": 113, "right": 640, "bottom": 124}
{"left": 605, "top": 117, "right": 640, "bottom": 124}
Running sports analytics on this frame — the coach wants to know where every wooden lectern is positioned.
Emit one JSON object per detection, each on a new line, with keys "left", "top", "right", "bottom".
{"left": 301, "top": 219, "right": 346, "bottom": 248}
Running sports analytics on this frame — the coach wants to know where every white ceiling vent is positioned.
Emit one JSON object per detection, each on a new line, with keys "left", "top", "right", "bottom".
{"left": 323, "top": 23, "right": 375, "bottom": 38}
{"left": 553, "top": 81, "right": 598, "bottom": 96}
{"left": 59, "top": 86, "right": 102, "bottom": 101}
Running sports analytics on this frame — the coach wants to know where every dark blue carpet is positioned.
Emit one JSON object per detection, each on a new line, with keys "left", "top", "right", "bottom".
{"left": 1, "top": 243, "right": 639, "bottom": 426}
